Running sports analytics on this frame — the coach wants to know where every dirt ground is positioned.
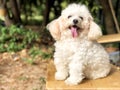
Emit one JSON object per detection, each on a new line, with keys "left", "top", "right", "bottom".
{"left": 0, "top": 49, "right": 48, "bottom": 90}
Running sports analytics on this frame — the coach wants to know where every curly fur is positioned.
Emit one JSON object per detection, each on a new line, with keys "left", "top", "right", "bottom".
{"left": 47, "top": 3, "right": 111, "bottom": 85}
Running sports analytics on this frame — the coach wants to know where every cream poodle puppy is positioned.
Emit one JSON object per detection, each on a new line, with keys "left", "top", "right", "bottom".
{"left": 47, "top": 3, "right": 111, "bottom": 85}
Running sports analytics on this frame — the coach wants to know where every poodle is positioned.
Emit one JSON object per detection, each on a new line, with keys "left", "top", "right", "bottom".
{"left": 47, "top": 3, "right": 111, "bottom": 85}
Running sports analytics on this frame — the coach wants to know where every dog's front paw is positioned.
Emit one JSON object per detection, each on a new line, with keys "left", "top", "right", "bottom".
{"left": 65, "top": 78, "right": 78, "bottom": 85}
{"left": 65, "top": 77, "right": 83, "bottom": 85}
{"left": 55, "top": 72, "right": 68, "bottom": 80}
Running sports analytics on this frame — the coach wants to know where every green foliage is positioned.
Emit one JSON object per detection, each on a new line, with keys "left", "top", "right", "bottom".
{"left": 29, "top": 47, "right": 52, "bottom": 59}
{"left": 104, "top": 43, "right": 119, "bottom": 48}
{"left": 0, "top": 25, "right": 40, "bottom": 52}
{"left": 18, "top": 76, "right": 29, "bottom": 81}
{"left": 22, "top": 58, "right": 35, "bottom": 65}
{"left": 39, "top": 77, "right": 46, "bottom": 90}
{"left": 39, "top": 77, "right": 46, "bottom": 84}
{"left": 48, "top": 0, "right": 102, "bottom": 23}
{"left": 22, "top": 47, "right": 53, "bottom": 65}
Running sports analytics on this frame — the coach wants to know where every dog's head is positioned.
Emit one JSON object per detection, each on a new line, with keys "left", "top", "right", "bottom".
{"left": 47, "top": 3, "right": 102, "bottom": 41}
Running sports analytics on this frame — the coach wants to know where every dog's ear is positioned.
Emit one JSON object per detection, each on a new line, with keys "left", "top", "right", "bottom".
{"left": 46, "top": 18, "right": 61, "bottom": 41}
{"left": 88, "top": 20, "right": 102, "bottom": 40}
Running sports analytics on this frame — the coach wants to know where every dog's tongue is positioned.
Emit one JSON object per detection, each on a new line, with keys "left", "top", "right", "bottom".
{"left": 71, "top": 26, "right": 78, "bottom": 38}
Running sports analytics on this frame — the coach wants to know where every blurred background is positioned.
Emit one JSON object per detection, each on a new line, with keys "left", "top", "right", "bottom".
{"left": 0, "top": 0, "right": 120, "bottom": 32}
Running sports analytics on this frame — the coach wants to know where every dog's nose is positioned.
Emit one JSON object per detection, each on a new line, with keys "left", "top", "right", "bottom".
{"left": 73, "top": 19, "right": 78, "bottom": 24}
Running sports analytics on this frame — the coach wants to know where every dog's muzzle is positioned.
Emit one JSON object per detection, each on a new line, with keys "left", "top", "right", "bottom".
{"left": 73, "top": 19, "right": 78, "bottom": 24}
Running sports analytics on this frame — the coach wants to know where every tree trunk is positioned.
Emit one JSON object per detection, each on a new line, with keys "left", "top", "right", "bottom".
{"left": 9, "top": 0, "right": 21, "bottom": 24}
{"left": 0, "top": 0, "right": 7, "bottom": 17}
{"left": 99, "top": 0, "right": 116, "bottom": 34}
{"left": 53, "top": 0, "right": 62, "bottom": 18}
{"left": 0, "top": 0, "right": 22, "bottom": 26}
{"left": 0, "top": 0, "right": 15, "bottom": 26}
{"left": 43, "top": 0, "right": 54, "bottom": 26}
{"left": 115, "top": 0, "right": 119, "bottom": 18}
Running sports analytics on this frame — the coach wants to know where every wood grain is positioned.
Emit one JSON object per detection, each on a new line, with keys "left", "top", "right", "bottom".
{"left": 46, "top": 61, "right": 120, "bottom": 90}
{"left": 97, "top": 34, "right": 120, "bottom": 43}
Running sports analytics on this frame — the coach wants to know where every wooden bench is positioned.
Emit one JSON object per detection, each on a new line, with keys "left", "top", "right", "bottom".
{"left": 46, "top": 34, "right": 120, "bottom": 90}
{"left": 46, "top": 61, "right": 120, "bottom": 90}
{"left": 97, "top": 34, "right": 120, "bottom": 43}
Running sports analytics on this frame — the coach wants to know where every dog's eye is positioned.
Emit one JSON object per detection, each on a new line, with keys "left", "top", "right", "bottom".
{"left": 79, "top": 16, "right": 83, "bottom": 20}
{"left": 68, "top": 15, "right": 72, "bottom": 19}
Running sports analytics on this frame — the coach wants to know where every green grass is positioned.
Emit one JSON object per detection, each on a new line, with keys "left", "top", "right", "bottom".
{"left": 0, "top": 25, "right": 40, "bottom": 52}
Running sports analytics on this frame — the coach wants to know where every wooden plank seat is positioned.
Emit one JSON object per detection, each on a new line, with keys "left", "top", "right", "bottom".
{"left": 97, "top": 34, "right": 120, "bottom": 43}
{"left": 46, "top": 61, "right": 120, "bottom": 90}
{"left": 46, "top": 34, "right": 120, "bottom": 90}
